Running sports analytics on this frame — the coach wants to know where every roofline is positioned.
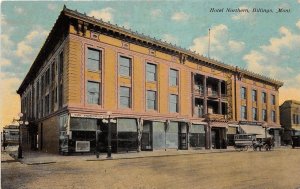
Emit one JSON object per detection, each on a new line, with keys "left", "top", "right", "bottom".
{"left": 17, "top": 6, "right": 283, "bottom": 94}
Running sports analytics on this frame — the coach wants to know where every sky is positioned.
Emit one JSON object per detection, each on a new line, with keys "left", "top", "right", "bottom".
{"left": 1, "top": 0, "right": 300, "bottom": 127}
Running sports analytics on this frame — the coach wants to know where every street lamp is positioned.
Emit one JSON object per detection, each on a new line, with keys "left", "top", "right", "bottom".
{"left": 102, "top": 112, "right": 116, "bottom": 158}
{"left": 13, "top": 113, "right": 29, "bottom": 159}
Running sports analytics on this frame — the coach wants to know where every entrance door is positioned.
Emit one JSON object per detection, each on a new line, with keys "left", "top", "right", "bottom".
{"left": 141, "top": 121, "right": 153, "bottom": 151}
{"left": 178, "top": 123, "right": 188, "bottom": 150}
{"left": 211, "top": 128, "right": 221, "bottom": 149}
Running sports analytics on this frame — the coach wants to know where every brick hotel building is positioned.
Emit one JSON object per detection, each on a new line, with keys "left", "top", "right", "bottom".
{"left": 17, "top": 7, "right": 283, "bottom": 154}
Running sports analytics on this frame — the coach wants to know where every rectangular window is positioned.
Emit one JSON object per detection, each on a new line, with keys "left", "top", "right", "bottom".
{"left": 298, "top": 115, "right": 300, "bottom": 124}
{"left": 59, "top": 52, "right": 64, "bottom": 75}
{"left": 262, "top": 92, "right": 267, "bottom": 103}
{"left": 271, "top": 110, "right": 276, "bottom": 122}
{"left": 45, "top": 95, "right": 50, "bottom": 115}
{"left": 169, "top": 94, "right": 178, "bottom": 113}
{"left": 252, "top": 108, "right": 258, "bottom": 121}
{"left": 241, "top": 87, "right": 247, "bottom": 100}
{"left": 119, "top": 56, "right": 131, "bottom": 77}
{"left": 147, "top": 90, "right": 157, "bottom": 110}
{"left": 51, "top": 89, "right": 55, "bottom": 112}
{"left": 87, "top": 81, "right": 100, "bottom": 105}
{"left": 293, "top": 114, "right": 296, "bottom": 124}
{"left": 87, "top": 48, "right": 101, "bottom": 71}
{"left": 58, "top": 83, "right": 63, "bottom": 108}
{"left": 262, "top": 109, "right": 267, "bottom": 121}
{"left": 169, "top": 69, "right": 178, "bottom": 86}
{"left": 271, "top": 94, "right": 276, "bottom": 105}
{"left": 120, "top": 86, "right": 131, "bottom": 108}
{"left": 146, "top": 63, "right": 157, "bottom": 82}
{"left": 45, "top": 69, "right": 50, "bottom": 87}
{"left": 252, "top": 90, "right": 257, "bottom": 102}
{"left": 241, "top": 106, "right": 247, "bottom": 120}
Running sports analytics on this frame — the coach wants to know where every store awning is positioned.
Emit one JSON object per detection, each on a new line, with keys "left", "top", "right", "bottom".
{"left": 240, "top": 125, "right": 271, "bottom": 138}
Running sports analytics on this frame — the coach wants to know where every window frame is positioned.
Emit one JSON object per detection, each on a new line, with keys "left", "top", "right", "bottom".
{"left": 241, "top": 105, "right": 247, "bottom": 120}
{"left": 119, "top": 55, "right": 132, "bottom": 77}
{"left": 146, "top": 63, "right": 157, "bottom": 82}
{"left": 169, "top": 68, "right": 179, "bottom": 86}
{"left": 147, "top": 90, "right": 157, "bottom": 110}
{"left": 241, "top": 87, "right": 247, "bottom": 100}
{"left": 87, "top": 47, "right": 102, "bottom": 72}
{"left": 252, "top": 89, "right": 257, "bottom": 102}
{"left": 169, "top": 94, "right": 178, "bottom": 113}
{"left": 119, "top": 86, "right": 131, "bottom": 108}
{"left": 87, "top": 81, "right": 101, "bottom": 105}
{"left": 252, "top": 107, "right": 258, "bottom": 121}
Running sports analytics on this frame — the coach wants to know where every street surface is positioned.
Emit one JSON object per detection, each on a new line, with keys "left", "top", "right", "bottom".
{"left": 1, "top": 148, "right": 300, "bottom": 189}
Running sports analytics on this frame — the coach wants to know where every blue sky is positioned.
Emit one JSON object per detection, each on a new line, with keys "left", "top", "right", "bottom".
{"left": 1, "top": 0, "right": 300, "bottom": 126}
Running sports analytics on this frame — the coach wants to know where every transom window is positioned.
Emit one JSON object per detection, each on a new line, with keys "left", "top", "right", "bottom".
{"left": 169, "top": 69, "right": 178, "bottom": 86}
{"left": 87, "top": 48, "right": 101, "bottom": 71}
{"left": 87, "top": 81, "right": 100, "bottom": 105}
{"left": 119, "top": 56, "right": 131, "bottom": 77}
{"left": 146, "top": 63, "right": 157, "bottom": 82}
{"left": 120, "top": 86, "right": 131, "bottom": 108}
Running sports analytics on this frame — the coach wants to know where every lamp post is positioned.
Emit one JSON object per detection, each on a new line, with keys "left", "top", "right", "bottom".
{"left": 102, "top": 112, "right": 116, "bottom": 159}
{"left": 13, "top": 113, "right": 29, "bottom": 159}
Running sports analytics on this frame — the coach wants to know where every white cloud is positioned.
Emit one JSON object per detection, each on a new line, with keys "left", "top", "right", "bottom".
{"left": 14, "top": 6, "right": 24, "bottom": 14}
{"left": 47, "top": 3, "right": 57, "bottom": 11}
{"left": 162, "top": 34, "right": 178, "bottom": 44}
{"left": 1, "top": 34, "right": 14, "bottom": 67}
{"left": 296, "top": 19, "right": 300, "bottom": 29}
{"left": 298, "top": 0, "right": 300, "bottom": 4}
{"left": 151, "top": 9, "right": 162, "bottom": 17}
{"left": 189, "top": 24, "right": 245, "bottom": 59}
{"left": 228, "top": 40, "right": 245, "bottom": 53}
{"left": 88, "top": 8, "right": 115, "bottom": 22}
{"left": 243, "top": 25, "right": 300, "bottom": 102}
{"left": 15, "top": 27, "right": 49, "bottom": 64}
{"left": 171, "top": 12, "right": 189, "bottom": 22}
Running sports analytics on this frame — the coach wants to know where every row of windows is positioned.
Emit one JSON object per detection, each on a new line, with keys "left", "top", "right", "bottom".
{"left": 86, "top": 81, "right": 179, "bottom": 113}
{"left": 241, "top": 106, "right": 276, "bottom": 122}
{"left": 241, "top": 87, "right": 275, "bottom": 105}
{"left": 87, "top": 48, "right": 179, "bottom": 86}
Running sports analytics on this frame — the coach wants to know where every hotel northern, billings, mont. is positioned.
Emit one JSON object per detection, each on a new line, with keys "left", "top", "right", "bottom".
{"left": 17, "top": 7, "right": 283, "bottom": 154}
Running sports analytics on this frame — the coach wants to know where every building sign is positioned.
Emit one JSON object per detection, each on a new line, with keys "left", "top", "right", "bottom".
{"left": 70, "top": 113, "right": 103, "bottom": 119}
{"left": 226, "top": 73, "right": 233, "bottom": 120}
{"left": 239, "top": 121, "right": 263, "bottom": 126}
{"left": 75, "top": 141, "right": 90, "bottom": 152}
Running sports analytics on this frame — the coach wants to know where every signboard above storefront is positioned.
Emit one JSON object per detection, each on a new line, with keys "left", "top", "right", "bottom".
{"left": 239, "top": 121, "right": 263, "bottom": 126}
{"left": 70, "top": 113, "right": 103, "bottom": 119}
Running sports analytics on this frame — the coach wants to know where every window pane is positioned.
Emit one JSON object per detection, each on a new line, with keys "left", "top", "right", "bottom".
{"left": 146, "top": 63, "right": 156, "bottom": 81}
{"left": 169, "top": 94, "right": 178, "bottom": 112}
{"left": 169, "top": 69, "right": 178, "bottom": 86}
{"left": 119, "top": 56, "right": 131, "bottom": 76}
{"left": 120, "top": 87, "right": 130, "bottom": 108}
{"left": 87, "top": 48, "right": 101, "bottom": 71}
{"left": 87, "top": 81, "right": 100, "bottom": 104}
{"left": 147, "top": 91, "right": 156, "bottom": 110}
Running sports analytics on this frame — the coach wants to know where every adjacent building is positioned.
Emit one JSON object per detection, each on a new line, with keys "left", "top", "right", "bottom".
{"left": 17, "top": 7, "right": 283, "bottom": 154}
{"left": 280, "top": 100, "right": 300, "bottom": 144}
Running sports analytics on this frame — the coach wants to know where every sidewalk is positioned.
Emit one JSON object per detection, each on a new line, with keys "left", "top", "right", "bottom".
{"left": 5, "top": 147, "right": 238, "bottom": 165}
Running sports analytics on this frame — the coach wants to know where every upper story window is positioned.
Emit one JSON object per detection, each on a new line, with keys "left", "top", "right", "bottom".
{"left": 59, "top": 51, "right": 64, "bottom": 76}
{"left": 169, "top": 94, "right": 178, "bottom": 113}
{"left": 45, "top": 69, "right": 50, "bottom": 87}
{"left": 271, "top": 110, "right": 276, "bottom": 122}
{"left": 87, "top": 48, "right": 101, "bottom": 71}
{"left": 252, "top": 107, "right": 258, "bottom": 121}
{"left": 146, "top": 63, "right": 157, "bottom": 82}
{"left": 262, "top": 109, "right": 267, "bottom": 122}
{"left": 271, "top": 94, "right": 276, "bottom": 105}
{"left": 241, "top": 87, "right": 247, "bottom": 100}
{"left": 119, "top": 56, "right": 131, "bottom": 77}
{"left": 241, "top": 105, "right": 247, "bottom": 120}
{"left": 119, "top": 86, "right": 131, "bottom": 108}
{"left": 252, "top": 89, "right": 257, "bottom": 102}
{"left": 262, "top": 92, "right": 267, "bottom": 103}
{"left": 169, "top": 69, "right": 178, "bottom": 86}
{"left": 293, "top": 114, "right": 300, "bottom": 124}
{"left": 147, "top": 90, "right": 157, "bottom": 110}
{"left": 87, "top": 81, "right": 100, "bottom": 105}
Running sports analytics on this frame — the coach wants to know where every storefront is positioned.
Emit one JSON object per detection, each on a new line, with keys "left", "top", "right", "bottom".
{"left": 189, "top": 124, "right": 206, "bottom": 149}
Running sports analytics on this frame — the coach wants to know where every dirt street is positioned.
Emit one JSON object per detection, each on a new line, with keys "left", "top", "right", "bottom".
{"left": 1, "top": 148, "right": 300, "bottom": 189}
